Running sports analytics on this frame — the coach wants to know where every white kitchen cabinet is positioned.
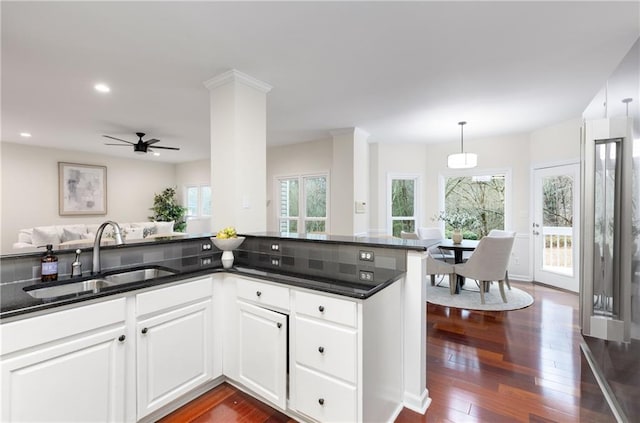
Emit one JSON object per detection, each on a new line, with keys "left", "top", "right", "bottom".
{"left": 237, "top": 300, "right": 288, "bottom": 410}
{"left": 136, "top": 277, "right": 214, "bottom": 419}
{"left": 291, "top": 283, "right": 403, "bottom": 423}
{"left": 0, "top": 298, "right": 127, "bottom": 423}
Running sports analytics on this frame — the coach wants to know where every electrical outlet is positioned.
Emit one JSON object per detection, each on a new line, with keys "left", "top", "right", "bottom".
{"left": 271, "top": 243, "right": 280, "bottom": 251}
{"left": 359, "top": 250, "right": 374, "bottom": 262}
{"left": 271, "top": 257, "right": 280, "bottom": 266}
{"left": 201, "top": 243, "right": 212, "bottom": 251}
{"left": 359, "top": 270, "right": 374, "bottom": 282}
{"left": 200, "top": 257, "right": 212, "bottom": 266}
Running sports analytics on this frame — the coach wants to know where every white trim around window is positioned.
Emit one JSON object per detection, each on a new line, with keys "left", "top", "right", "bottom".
{"left": 273, "top": 172, "right": 330, "bottom": 234}
{"left": 437, "top": 167, "right": 513, "bottom": 232}
{"left": 387, "top": 173, "right": 421, "bottom": 237}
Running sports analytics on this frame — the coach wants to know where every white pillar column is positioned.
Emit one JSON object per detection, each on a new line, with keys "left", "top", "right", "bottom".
{"left": 204, "top": 70, "right": 272, "bottom": 233}
{"left": 403, "top": 250, "right": 431, "bottom": 413}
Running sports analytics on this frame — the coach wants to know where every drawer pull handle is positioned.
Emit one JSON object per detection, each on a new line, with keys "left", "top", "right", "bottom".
{"left": 256, "top": 291, "right": 262, "bottom": 297}
{"left": 141, "top": 328, "right": 148, "bottom": 334}
{"left": 118, "top": 335, "right": 126, "bottom": 342}
{"left": 277, "top": 322, "right": 282, "bottom": 329}
{"left": 318, "top": 398, "right": 325, "bottom": 406}
{"left": 318, "top": 305, "right": 325, "bottom": 312}
{"left": 318, "top": 346, "right": 325, "bottom": 353}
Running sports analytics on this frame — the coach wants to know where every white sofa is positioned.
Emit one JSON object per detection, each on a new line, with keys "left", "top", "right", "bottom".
{"left": 13, "top": 221, "right": 184, "bottom": 249}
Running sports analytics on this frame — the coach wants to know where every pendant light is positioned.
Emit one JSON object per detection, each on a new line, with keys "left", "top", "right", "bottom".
{"left": 447, "top": 121, "right": 477, "bottom": 169}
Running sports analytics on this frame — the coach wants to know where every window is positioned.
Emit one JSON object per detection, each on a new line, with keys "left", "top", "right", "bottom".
{"left": 185, "top": 185, "right": 211, "bottom": 217}
{"left": 388, "top": 175, "right": 419, "bottom": 237}
{"left": 441, "top": 172, "right": 507, "bottom": 239}
{"left": 277, "top": 174, "right": 328, "bottom": 233}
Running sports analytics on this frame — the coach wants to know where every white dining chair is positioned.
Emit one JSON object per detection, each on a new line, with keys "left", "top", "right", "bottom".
{"left": 453, "top": 235, "right": 515, "bottom": 304}
{"left": 400, "top": 231, "right": 419, "bottom": 240}
{"left": 418, "top": 227, "right": 455, "bottom": 262}
{"left": 426, "top": 253, "right": 456, "bottom": 294}
{"left": 487, "top": 229, "right": 516, "bottom": 290}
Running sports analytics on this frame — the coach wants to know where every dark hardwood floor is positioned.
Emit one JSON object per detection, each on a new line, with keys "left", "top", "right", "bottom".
{"left": 159, "top": 282, "right": 615, "bottom": 423}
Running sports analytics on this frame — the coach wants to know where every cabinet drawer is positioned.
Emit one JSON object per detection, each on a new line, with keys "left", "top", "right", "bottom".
{"left": 294, "top": 365, "right": 356, "bottom": 423}
{"left": 1, "top": 298, "right": 126, "bottom": 356}
{"left": 295, "top": 290, "right": 356, "bottom": 327}
{"left": 136, "top": 277, "right": 212, "bottom": 317}
{"left": 294, "top": 316, "right": 357, "bottom": 383}
{"left": 236, "top": 277, "right": 289, "bottom": 311}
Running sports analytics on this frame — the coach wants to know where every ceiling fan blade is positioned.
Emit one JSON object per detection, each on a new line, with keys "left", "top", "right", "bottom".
{"left": 104, "top": 143, "right": 132, "bottom": 146}
{"left": 151, "top": 146, "right": 180, "bottom": 151}
{"left": 145, "top": 138, "right": 161, "bottom": 145}
{"left": 103, "top": 135, "right": 135, "bottom": 145}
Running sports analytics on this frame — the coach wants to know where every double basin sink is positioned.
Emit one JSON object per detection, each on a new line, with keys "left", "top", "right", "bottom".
{"left": 24, "top": 266, "right": 178, "bottom": 299}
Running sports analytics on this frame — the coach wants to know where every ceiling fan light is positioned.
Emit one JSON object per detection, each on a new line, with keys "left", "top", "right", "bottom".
{"left": 448, "top": 152, "right": 478, "bottom": 169}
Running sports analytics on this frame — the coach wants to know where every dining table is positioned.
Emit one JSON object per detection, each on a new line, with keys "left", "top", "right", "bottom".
{"left": 436, "top": 239, "right": 479, "bottom": 294}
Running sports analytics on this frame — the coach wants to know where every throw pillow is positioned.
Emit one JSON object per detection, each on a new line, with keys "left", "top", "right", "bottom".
{"left": 143, "top": 226, "right": 158, "bottom": 238}
{"left": 32, "top": 227, "right": 61, "bottom": 246}
{"left": 127, "top": 227, "right": 144, "bottom": 240}
{"left": 155, "top": 221, "right": 175, "bottom": 235}
{"left": 61, "top": 228, "right": 85, "bottom": 243}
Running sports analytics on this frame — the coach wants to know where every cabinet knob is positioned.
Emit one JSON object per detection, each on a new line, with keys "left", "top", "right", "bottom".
{"left": 318, "top": 346, "right": 325, "bottom": 353}
{"left": 318, "top": 398, "right": 325, "bottom": 406}
{"left": 256, "top": 291, "right": 262, "bottom": 297}
{"left": 141, "top": 328, "right": 148, "bottom": 334}
{"left": 277, "top": 322, "right": 282, "bottom": 329}
{"left": 318, "top": 305, "right": 325, "bottom": 312}
{"left": 118, "top": 335, "right": 126, "bottom": 342}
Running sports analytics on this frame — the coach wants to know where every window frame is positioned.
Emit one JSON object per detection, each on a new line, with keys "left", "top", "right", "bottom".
{"left": 387, "top": 173, "right": 421, "bottom": 237}
{"left": 274, "top": 172, "right": 330, "bottom": 234}
{"left": 437, "top": 167, "right": 512, "bottom": 235}
{"left": 184, "top": 184, "right": 212, "bottom": 218}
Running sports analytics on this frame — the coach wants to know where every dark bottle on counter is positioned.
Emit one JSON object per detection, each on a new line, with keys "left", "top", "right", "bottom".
{"left": 41, "top": 244, "right": 58, "bottom": 282}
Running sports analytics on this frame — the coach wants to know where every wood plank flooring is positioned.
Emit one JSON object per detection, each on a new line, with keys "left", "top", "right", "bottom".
{"left": 159, "top": 282, "right": 615, "bottom": 423}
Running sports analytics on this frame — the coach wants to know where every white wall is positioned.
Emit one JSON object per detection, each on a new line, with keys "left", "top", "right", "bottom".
{"left": 266, "top": 138, "right": 333, "bottom": 231}
{"left": 529, "top": 117, "right": 582, "bottom": 165}
{"left": 1, "top": 142, "right": 177, "bottom": 252}
{"left": 369, "top": 143, "right": 429, "bottom": 236}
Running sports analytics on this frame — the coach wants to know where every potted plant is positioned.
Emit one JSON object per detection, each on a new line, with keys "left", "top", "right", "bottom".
{"left": 433, "top": 210, "right": 473, "bottom": 244}
{"left": 149, "top": 187, "right": 187, "bottom": 232}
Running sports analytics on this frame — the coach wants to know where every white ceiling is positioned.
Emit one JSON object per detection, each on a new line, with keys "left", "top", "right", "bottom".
{"left": 2, "top": 1, "right": 639, "bottom": 163}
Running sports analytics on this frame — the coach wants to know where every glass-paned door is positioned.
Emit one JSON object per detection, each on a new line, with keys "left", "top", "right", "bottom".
{"left": 533, "top": 164, "right": 580, "bottom": 291}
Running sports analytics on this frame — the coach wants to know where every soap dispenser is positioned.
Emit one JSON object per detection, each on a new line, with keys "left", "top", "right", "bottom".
{"left": 41, "top": 244, "right": 58, "bottom": 282}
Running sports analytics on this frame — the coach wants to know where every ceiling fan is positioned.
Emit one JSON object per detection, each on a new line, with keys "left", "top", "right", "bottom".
{"left": 103, "top": 132, "right": 180, "bottom": 154}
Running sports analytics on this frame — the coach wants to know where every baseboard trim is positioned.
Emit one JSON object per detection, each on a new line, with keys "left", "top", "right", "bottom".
{"left": 403, "top": 388, "right": 431, "bottom": 414}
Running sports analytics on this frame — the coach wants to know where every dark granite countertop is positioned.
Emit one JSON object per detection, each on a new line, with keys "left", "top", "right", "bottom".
{"left": 242, "top": 232, "right": 435, "bottom": 251}
{"left": 1, "top": 232, "right": 433, "bottom": 320}
{"left": 1, "top": 263, "right": 403, "bottom": 321}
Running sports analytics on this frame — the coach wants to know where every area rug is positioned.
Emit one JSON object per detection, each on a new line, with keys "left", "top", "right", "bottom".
{"left": 427, "top": 276, "right": 534, "bottom": 311}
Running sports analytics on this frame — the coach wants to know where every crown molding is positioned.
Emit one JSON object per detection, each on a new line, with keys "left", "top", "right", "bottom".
{"left": 204, "top": 69, "right": 272, "bottom": 93}
{"left": 330, "top": 127, "right": 370, "bottom": 140}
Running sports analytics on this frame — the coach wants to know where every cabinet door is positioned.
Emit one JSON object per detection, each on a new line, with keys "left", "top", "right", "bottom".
{"left": 237, "top": 301, "right": 287, "bottom": 410}
{"left": 137, "top": 299, "right": 213, "bottom": 419}
{"left": 1, "top": 325, "right": 127, "bottom": 423}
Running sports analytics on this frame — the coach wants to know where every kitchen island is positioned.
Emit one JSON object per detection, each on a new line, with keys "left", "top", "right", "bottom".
{"left": 0, "top": 232, "right": 434, "bottom": 422}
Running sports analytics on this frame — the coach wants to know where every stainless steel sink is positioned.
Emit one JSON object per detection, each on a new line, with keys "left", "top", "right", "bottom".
{"left": 24, "top": 266, "right": 178, "bottom": 299}
{"left": 101, "top": 267, "right": 176, "bottom": 285}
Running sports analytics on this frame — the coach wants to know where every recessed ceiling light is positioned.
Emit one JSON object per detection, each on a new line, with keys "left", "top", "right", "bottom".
{"left": 153, "top": 152, "right": 160, "bottom": 157}
{"left": 94, "top": 83, "right": 110, "bottom": 93}
{"left": 20, "top": 132, "right": 32, "bottom": 138}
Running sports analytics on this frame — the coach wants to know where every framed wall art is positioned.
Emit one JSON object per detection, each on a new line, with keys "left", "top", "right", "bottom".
{"left": 58, "top": 162, "right": 107, "bottom": 215}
